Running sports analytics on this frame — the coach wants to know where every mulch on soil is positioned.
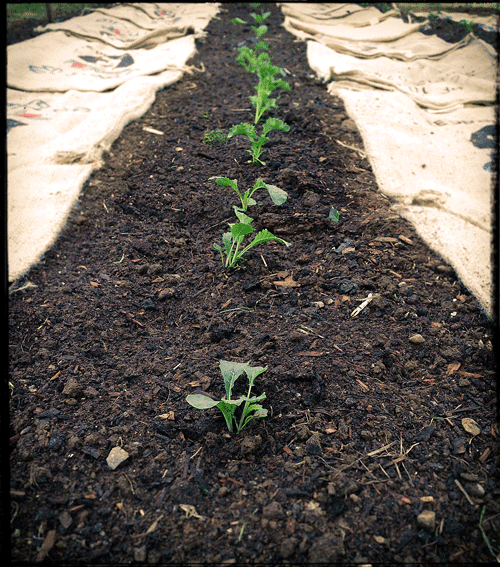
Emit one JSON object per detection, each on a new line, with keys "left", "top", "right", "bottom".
{"left": 8, "top": 3, "right": 499, "bottom": 564}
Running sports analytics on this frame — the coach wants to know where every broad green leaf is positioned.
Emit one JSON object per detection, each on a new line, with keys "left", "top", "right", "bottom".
{"left": 329, "top": 207, "right": 340, "bottom": 223}
{"left": 230, "top": 222, "right": 254, "bottom": 240}
{"left": 224, "top": 392, "right": 266, "bottom": 406}
{"left": 214, "top": 242, "right": 224, "bottom": 263}
{"left": 262, "top": 117, "right": 290, "bottom": 137}
{"left": 216, "top": 400, "right": 238, "bottom": 433}
{"left": 228, "top": 123, "right": 257, "bottom": 141}
{"left": 210, "top": 176, "right": 238, "bottom": 191}
{"left": 249, "top": 229, "right": 290, "bottom": 249}
{"left": 244, "top": 365, "right": 268, "bottom": 387}
{"left": 263, "top": 183, "right": 288, "bottom": 206}
{"left": 234, "top": 209, "right": 254, "bottom": 225}
{"left": 231, "top": 17, "right": 247, "bottom": 24}
{"left": 252, "top": 24, "right": 267, "bottom": 38}
{"left": 239, "top": 404, "right": 268, "bottom": 432}
{"left": 186, "top": 393, "right": 220, "bottom": 409}
{"left": 221, "top": 231, "right": 233, "bottom": 255}
{"left": 247, "top": 404, "right": 268, "bottom": 417}
{"left": 219, "top": 360, "right": 250, "bottom": 398}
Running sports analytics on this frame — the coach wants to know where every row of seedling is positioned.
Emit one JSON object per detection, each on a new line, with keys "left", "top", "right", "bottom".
{"left": 229, "top": 4, "right": 290, "bottom": 165}
{"left": 211, "top": 3, "right": 292, "bottom": 270}
{"left": 188, "top": 4, "right": 337, "bottom": 432}
{"left": 187, "top": 4, "right": 288, "bottom": 431}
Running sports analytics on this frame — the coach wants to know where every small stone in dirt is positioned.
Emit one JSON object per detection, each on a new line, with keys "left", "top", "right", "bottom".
{"left": 409, "top": 334, "right": 425, "bottom": 344}
{"left": 414, "top": 424, "right": 435, "bottom": 442}
{"left": 84, "top": 386, "right": 99, "bottom": 398}
{"left": 262, "top": 501, "right": 284, "bottom": 520}
{"left": 158, "top": 287, "right": 176, "bottom": 300}
{"left": 62, "top": 378, "right": 83, "bottom": 398}
{"left": 58, "top": 509, "right": 73, "bottom": 529}
{"left": 240, "top": 435, "right": 262, "bottom": 455}
{"left": 469, "top": 483, "right": 486, "bottom": 497}
{"left": 302, "top": 190, "right": 320, "bottom": 207}
{"left": 289, "top": 330, "right": 307, "bottom": 342}
{"left": 106, "top": 446, "right": 129, "bottom": 470}
{"left": 417, "top": 510, "right": 436, "bottom": 531}
{"left": 451, "top": 437, "right": 467, "bottom": 455}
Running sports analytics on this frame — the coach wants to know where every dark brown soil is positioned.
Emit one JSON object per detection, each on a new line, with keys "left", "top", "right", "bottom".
{"left": 8, "top": 4, "right": 499, "bottom": 564}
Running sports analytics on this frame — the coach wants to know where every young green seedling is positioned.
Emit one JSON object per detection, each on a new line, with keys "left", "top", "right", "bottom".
{"left": 236, "top": 46, "right": 271, "bottom": 75}
{"left": 251, "top": 24, "right": 268, "bottom": 39}
{"left": 228, "top": 117, "right": 290, "bottom": 165}
{"left": 329, "top": 206, "right": 340, "bottom": 223}
{"left": 213, "top": 209, "right": 290, "bottom": 269}
{"left": 203, "top": 129, "right": 228, "bottom": 146}
{"left": 251, "top": 8, "right": 270, "bottom": 25}
{"left": 251, "top": 72, "right": 290, "bottom": 124}
{"left": 209, "top": 176, "right": 288, "bottom": 212}
{"left": 186, "top": 360, "right": 268, "bottom": 434}
{"left": 459, "top": 19, "right": 474, "bottom": 32}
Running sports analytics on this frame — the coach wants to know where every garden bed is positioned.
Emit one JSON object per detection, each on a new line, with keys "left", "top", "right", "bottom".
{"left": 8, "top": 3, "right": 498, "bottom": 564}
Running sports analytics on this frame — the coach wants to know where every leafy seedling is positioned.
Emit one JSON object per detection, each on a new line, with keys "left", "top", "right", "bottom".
{"left": 236, "top": 45, "right": 270, "bottom": 74}
{"left": 186, "top": 360, "right": 268, "bottom": 434}
{"left": 213, "top": 209, "right": 290, "bottom": 269}
{"left": 329, "top": 206, "right": 340, "bottom": 223}
{"left": 209, "top": 176, "right": 288, "bottom": 212}
{"left": 459, "top": 19, "right": 474, "bottom": 32}
{"left": 251, "top": 24, "right": 268, "bottom": 38}
{"left": 251, "top": 9, "right": 270, "bottom": 25}
{"left": 251, "top": 70, "right": 290, "bottom": 124}
{"left": 203, "top": 129, "right": 228, "bottom": 146}
{"left": 228, "top": 117, "right": 290, "bottom": 165}
{"left": 230, "top": 17, "right": 247, "bottom": 25}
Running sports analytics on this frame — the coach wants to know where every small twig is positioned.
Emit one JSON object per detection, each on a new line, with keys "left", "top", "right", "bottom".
{"left": 351, "top": 293, "right": 374, "bottom": 317}
{"left": 455, "top": 478, "right": 475, "bottom": 506}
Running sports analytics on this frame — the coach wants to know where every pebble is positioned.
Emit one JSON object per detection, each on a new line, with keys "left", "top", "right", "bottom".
{"left": 62, "top": 378, "right": 83, "bottom": 398}
{"left": 409, "top": 334, "right": 425, "bottom": 344}
{"left": 106, "top": 447, "right": 129, "bottom": 470}
{"left": 417, "top": 510, "right": 436, "bottom": 531}
{"left": 469, "top": 483, "right": 486, "bottom": 497}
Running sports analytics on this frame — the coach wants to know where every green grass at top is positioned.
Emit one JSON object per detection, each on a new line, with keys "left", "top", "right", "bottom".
{"left": 6, "top": 4, "right": 101, "bottom": 25}
{"left": 395, "top": 2, "right": 499, "bottom": 12}
{"left": 7, "top": 3, "right": 49, "bottom": 22}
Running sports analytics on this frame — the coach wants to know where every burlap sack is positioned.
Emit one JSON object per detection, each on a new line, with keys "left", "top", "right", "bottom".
{"left": 8, "top": 33, "right": 199, "bottom": 92}
{"left": 8, "top": 4, "right": 219, "bottom": 283}
{"left": 35, "top": 3, "right": 220, "bottom": 48}
{"left": 283, "top": 16, "right": 474, "bottom": 61}
{"left": 308, "top": 37, "right": 496, "bottom": 111}
{"left": 280, "top": 3, "right": 399, "bottom": 26}
{"left": 280, "top": 4, "right": 497, "bottom": 316}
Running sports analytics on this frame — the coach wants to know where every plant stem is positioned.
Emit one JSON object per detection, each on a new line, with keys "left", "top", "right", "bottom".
{"left": 236, "top": 381, "right": 254, "bottom": 433}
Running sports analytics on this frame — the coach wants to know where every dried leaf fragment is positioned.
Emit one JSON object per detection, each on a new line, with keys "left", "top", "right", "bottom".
{"left": 273, "top": 273, "right": 300, "bottom": 287}
{"left": 179, "top": 504, "right": 204, "bottom": 519}
{"left": 462, "top": 418, "right": 481, "bottom": 436}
